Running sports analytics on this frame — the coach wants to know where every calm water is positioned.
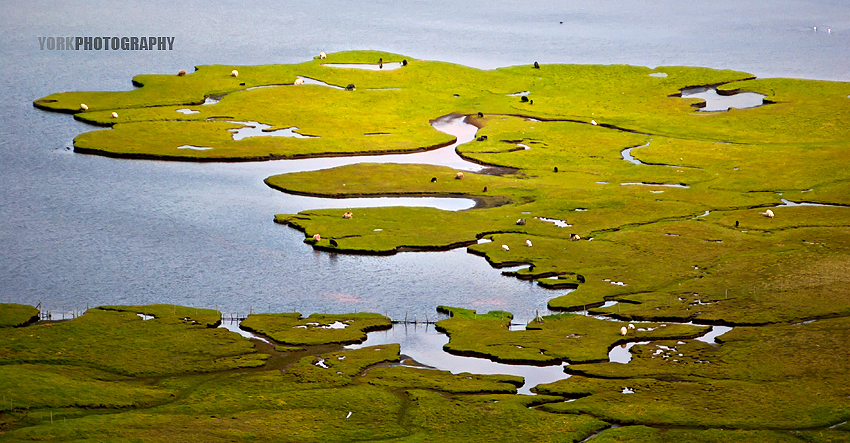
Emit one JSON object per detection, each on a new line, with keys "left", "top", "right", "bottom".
{"left": 1, "top": 0, "right": 848, "bottom": 323}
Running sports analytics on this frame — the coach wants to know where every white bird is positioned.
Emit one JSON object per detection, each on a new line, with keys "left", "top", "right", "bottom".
{"left": 765, "top": 209, "right": 774, "bottom": 218}
{"left": 231, "top": 70, "right": 238, "bottom": 77}
{"left": 501, "top": 244, "right": 510, "bottom": 251}
{"left": 346, "top": 411, "right": 352, "bottom": 421}
{"left": 294, "top": 78, "right": 304, "bottom": 85}
{"left": 526, "top": 239, "right": 533, "bottom": 247}
{"left": 620, "top": 326, "right": 628, "bottom": 336}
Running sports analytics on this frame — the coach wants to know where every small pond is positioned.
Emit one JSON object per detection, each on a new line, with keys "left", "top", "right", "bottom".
{"left": 680, "top": 86, "right": 765, "bottom": 112}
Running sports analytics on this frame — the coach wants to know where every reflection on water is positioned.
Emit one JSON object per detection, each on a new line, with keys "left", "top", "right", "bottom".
{"left": 225, "top": 121, "right": 318, "bottom": 140}
{"left": 681, "top": 86, "right": 765, "bottom": 112}
{"left": 218, "top": 319, "right": 274, "bottom": 344}
{"left": 609, "top": 341, "right": 649, "bottom": 364}
{"left": 347, "top": 324, "right": 569, "bottom": 395}
{"left": 695, "top": 325, "right": 732, "bottom": 344}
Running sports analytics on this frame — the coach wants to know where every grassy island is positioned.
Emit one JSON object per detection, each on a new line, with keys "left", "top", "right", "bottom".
{"left": 26, "top": 51, "right": 850, "bottom": 441}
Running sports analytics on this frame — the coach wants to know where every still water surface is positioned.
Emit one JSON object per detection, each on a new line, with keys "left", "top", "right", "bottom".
{"left": 1, "top": 0, "right": 847, "bottom": 374}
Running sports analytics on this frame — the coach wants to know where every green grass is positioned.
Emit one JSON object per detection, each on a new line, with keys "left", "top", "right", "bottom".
{"left": 0, "top": 305, "right": 265, "bottom": 377}
{"left": 240, "top": 312, "right": 392, "bottom": 345}
{"left": 435, "top": 306, "right": 709, "bottom": 364}
{"left": 0, "top": 304, "right": 39, "bottom": 328}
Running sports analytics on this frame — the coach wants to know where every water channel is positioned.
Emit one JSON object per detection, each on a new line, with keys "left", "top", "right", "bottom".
{"left": 4, "top": 0, "right": 849, "bottom": 396}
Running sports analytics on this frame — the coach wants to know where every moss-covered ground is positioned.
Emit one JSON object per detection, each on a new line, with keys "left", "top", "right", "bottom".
{"left": 29, "top": 51, "right": 850, "bottom": 440}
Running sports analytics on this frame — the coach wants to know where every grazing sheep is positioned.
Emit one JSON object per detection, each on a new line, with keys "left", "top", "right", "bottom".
{"left": 477, "top": 112, "right": 484, "bottom": 118}
{"left": 526, "top": 239, "right": 533, "bottom": 247}
{"left": 483, "top": 186, "right": 488, "bottom": 192}
{"left": 577, "top": 274, "right": 585, "bottom": 283}
{"left": 476, "top": 135, "right": 487, "bottom": 141}
{"left": 80, "top": 103, "right": 88, "bottom": 111}
{"left": 628, "top": 323, "right": 635, "bottom": 330}
{"left": 455, "top": 172, "right": 464, "bottom": 179}
{"left": 402, "top": 59, "right": 408, "bottom": 66}
{"left": 345, "top": 84, "right": 355, "bottom": 91}
{"left": 554, "top": 166, "right": 558, "bottom": 172}
{"left": 312, "top": 234, "right": 321, "bottom": 241}
{"left": 294, "top": 78, "right": 304, "bottom": 85}
{"left": 534, "top": 61, "right": 540, "bottom": 69}
{"left": 591, "top": 119, "right": 597, "bottom": 126}
{"left": 177, "top": 69, "right": 187, "bottom": 76}
{"left": 765, "top": 209, "right": 774, "bottom": 218}
{"left": 621, "top": 326, "right": 628, "bottom": 336}
{"left": 319, "top": 52, "right": 327, "bottom": 59}
{"left": 231, "top": 70, "right": 238, "bottom": 77}
{"left": 516, "top": 218, "right": 526, "bottom": 225}
{"left": 521, "top": 95, "right": 529, "bottom": 103}
{"left": 329, "top": 239, "right": 338, "bottom": 247}
{"left": 501, "top": 244, "right": 510, "bottom": 251}
{"left": 342, "top": 211, "right": 353, "bottom": 219}
{"left": 111, "top": 112, "right": 118, "bottom": 119}
{"left": 431, "top": 177, "right": 437, "bottom": 183}
{"left": 570, "top": 233, "right": 581, "bottom": 241}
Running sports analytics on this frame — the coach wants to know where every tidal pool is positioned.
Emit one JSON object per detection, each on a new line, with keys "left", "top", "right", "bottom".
{"left": 219, "top": 319, "right": 274, "bottom": 344}
{"left": 695, "top": 325, "right": 733, "bottom": 344}
{"left": 225, "top": 121, "right": 318, "bottom": 140}
{"left": 347, "top": 324, "right": 570, "bottom": 395}
{"left": 680, "top": 86, "right": 766, "bottom": 112}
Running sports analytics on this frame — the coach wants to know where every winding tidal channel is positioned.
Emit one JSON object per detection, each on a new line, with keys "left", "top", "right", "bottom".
{"left": 210, "top": 108, "right": 734, "bottom": 390}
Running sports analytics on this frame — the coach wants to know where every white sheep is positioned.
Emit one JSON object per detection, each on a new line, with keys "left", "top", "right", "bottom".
{"left": 591, "top": 119, "right": 597, "bottom": 126}
{"left": 628, "top": 323, "right": 635, "bottom": 330}
{"left": 342, "top": 211, "right": 352, "bottom": 219}
{"left": 455, "top": 172, "right": 464, "bottom": 179}
{"left": 111, "top": 112, "right": 118, "bottom": 119}
{"left": 312, "top": 233, "right": 321, "bottom": 241}
{"left": 570, "top": 233, "right": 581, "bottom": 241}
{"left": 319, "top": 52, "right": 327, "bottom": 59}
{"left": 294, "top": 78, "right": 304, "bottom": 85}
{"left": 620, "top": 326, "right": 628, "bottom": 336}
{"left": 177, "top": 69, "right": 187, "bottom": 76}
{"left": 231, "top": 70, "right": 238, "bottom": 77}
{"left": 80, "top": 103, "right": 88, "bottom": 111}
{"left": 501, "top": 244, "right": 510, "bottom": 251}
{"left": 526, "top": 239, "right": 533, "bottom": 247}
{"left": 765, "top": 209, "right": 774, "bottom": 218}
